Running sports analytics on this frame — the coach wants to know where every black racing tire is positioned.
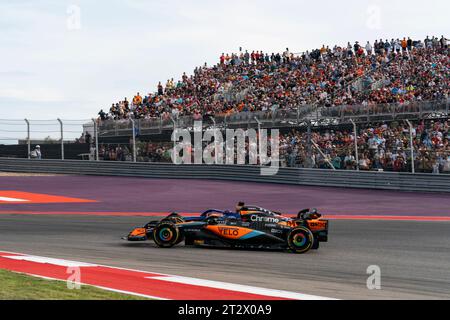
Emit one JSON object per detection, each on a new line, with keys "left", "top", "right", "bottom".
{"left": 312, "top": 236, "right": 320, "bottom": 250}
{"left": 287, "top": 227, "right": 314, "bottom": 254}
{"left": 153, "top": 222, "right": 181, "bottom": 248}
{"left": 175, "top": 234, "right": 185, "bottom": 245}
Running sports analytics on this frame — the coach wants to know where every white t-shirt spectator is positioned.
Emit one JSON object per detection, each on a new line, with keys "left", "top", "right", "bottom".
{"left": 344, "top": 154, "right": 355, "bottom": 163}
{"left": 444, "top": 156, "right": 450, "bottom": 173}
{"left": 359, "top": 158, "right": 369, "bottom": 169}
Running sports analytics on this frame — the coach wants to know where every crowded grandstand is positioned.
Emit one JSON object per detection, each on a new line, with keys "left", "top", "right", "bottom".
{"left": 99, "top": 36, "right": 448, "bottom": 120}
{"left": 94, "top": 35, "right": 449, "bottom": 174}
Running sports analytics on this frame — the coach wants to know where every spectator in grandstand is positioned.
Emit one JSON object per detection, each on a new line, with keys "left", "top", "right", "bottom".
{"left": 344, "top": 151, "right": 357, "bottom": 170}
{"left": 365, "top": 41, "right": 373, "bottom": 55}
{"left": 358, "top": 153, "right": 371, "bottom": 170}
{"left": 440, "top": 36, "right": 448, "bottom": 49}
{"left": 85, "top": 131, "right": 92, "bottom": 144}
{"left": 132, "top": 93, "right": 142, "bottom": 106}
{"left": 98, "top": 109, "right": 107, "bottom": 121}
{"left": 157, "top": 82, "right": 164, "bottom": 96}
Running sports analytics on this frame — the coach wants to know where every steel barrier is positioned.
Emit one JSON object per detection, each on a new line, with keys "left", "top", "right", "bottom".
{"left": 0, "top": 158, "right": 449, "bottom": 193}
{"left": 97, "top": 99, "right": 449, "bottom": 137}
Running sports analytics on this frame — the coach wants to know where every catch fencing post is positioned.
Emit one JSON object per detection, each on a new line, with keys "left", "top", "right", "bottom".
{"left": 254, "top": 116, "right": 262, "bottom": 135}
{"left": 210, "top": 116, "right": 216, "bottom": 130}
{"left": 169, "top": 116, "right": 177, "bottom": 162}
{"left": 254, "top": 117, "right": 262, "bottom": 165}
{"left": 130, "top": 119, "right": 137, "bottom": 163}
{"left": 406, "top": 120, "right": 415, "bottom": 174}
{"left": 350, "top": 119, "right": 360, "bottom": 171}
{"left": 169, "top": 115, "right": 176, "bottom": 133}
{"left": 210, "top": 117, "right": 219, "bottom": 164}
{"left": 24, "top": 119, "right": 30, "bottom": 159}
{"left": 92, "top": 118, "right": 99, "bottom": 161}
{"left": 306, "top": 120, "right": 313, "bottom": 168}
{"left": 311, "top": 140, "right": 336, "bottom": 170}
{"left": 57, "top": 118, "right": 64, "bottom": 160}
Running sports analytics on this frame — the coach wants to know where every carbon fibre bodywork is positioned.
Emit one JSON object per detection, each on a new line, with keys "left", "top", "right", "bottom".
{"left": 124, "top": 206, "right": 329, "bottom": 253}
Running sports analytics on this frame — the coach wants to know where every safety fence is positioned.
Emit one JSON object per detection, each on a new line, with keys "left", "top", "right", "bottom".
{"left": 97, "top": 99, "right": 449, "bottom": 138}
{"left": 1, "top": 100, "right": 448, "bottom": 175}
{"left": 2, "top": 121, "right": 449, "bottom": 175}
{"left": 0, "top": 143, "right": 90, "bottom": 160}
{"left": 93, "top": 117, "right": 450, "bottom": 175}
{"left": 0, "top": 158, "right": 448, "bottom": 193}
{"left": 0, "top": 119, "right": 94, "bottom": 160}
{"left": 317, "top": 99, "right": 449, "bottom": 124}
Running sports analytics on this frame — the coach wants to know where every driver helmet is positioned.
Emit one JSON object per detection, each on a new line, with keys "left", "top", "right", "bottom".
{"left": 236, "top": 202, "right": 245, "bottom": 213}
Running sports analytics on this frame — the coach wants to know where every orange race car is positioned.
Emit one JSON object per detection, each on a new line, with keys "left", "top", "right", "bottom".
{"left": 124, "top": 203, "right": 329, "bottom": 254}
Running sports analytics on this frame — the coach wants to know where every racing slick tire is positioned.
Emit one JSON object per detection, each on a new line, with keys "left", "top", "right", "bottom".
{"left": 312, "top": 236, "right": 320, "bottom": 250}
{"left": 175, "top": 234, "right": 185, "bottom": 245}
{"left": 287, "top": 227, "right": 314, "bottom": 254}
{"left": 153, "top": 222, "right": 181, "bottom": 248}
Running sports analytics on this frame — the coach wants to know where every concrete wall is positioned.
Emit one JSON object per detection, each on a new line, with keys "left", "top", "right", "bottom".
{"left": 0, "top": 158, "right": 449, "bottom": 193}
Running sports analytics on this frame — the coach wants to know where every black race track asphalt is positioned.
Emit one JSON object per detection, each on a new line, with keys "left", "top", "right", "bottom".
{"left": 0, "top": 215, "right": 449, "bottom": 300}
{"left": 1, "top": 175, "right": 449, "bottom": 299}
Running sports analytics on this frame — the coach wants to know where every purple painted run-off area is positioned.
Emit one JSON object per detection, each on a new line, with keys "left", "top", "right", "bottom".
{"left": 0, "top": 175, "right": 449, "bottom": 216}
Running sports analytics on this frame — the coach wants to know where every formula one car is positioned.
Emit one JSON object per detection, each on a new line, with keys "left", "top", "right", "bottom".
{"left": 123, "top": 204, "right": 328, "bottom": 254}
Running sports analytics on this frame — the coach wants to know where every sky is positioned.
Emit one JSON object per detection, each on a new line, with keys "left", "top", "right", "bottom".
{"left": 0, "top": 0, "right": 449, "bottom": 141}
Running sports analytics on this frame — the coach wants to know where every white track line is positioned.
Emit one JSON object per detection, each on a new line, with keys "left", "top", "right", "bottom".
{"left": 149, "top": 276, "right": 336, "bottom": 300}
{"left": 0, "top": 250, "right": 337, "bottom": 300}
{"left": 3, "top": 255, "right": 98, "bottom": 268}
{"left": 0, "top": 197, "right": 29, "bottom": 202}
